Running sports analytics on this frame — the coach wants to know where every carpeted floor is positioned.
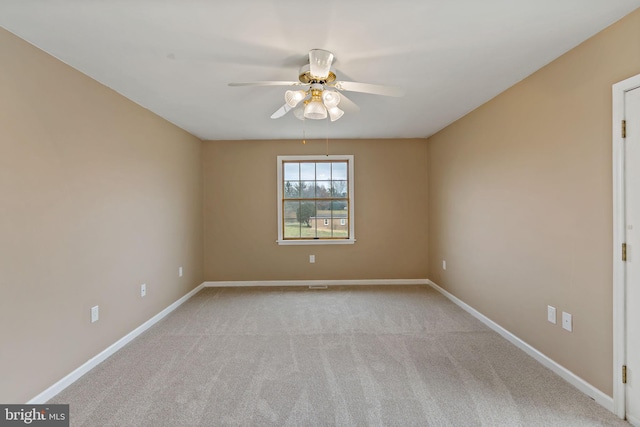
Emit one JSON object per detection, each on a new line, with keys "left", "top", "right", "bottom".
{"left": 50, "top": 286, "right": 629, "bottom": 426}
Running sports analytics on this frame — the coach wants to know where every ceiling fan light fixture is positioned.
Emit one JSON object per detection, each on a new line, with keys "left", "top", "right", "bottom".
{"left": 322, "top": 90, "right": 341, "bottom": 108}
{"left": 304, "top": 100, "right": 327, "bottom": 120}
{"left": 285, "top": 90, "right": 307, "bottom": 107}
{"left": 293, "top": 107, "right": 305, "bottom": 121}
{"left": 309, "top": 49, "right": 334, "bottom": 79}
{"left": 328, "top": 106, "right": 344, "bottom": 122}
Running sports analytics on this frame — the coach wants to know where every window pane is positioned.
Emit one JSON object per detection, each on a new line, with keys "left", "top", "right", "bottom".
{"left": 284, "top": 163, "right": 299, "bottom": 181}
{"left": 332, "top": 162, "right": 347, "bottom": 180}
{"left": 332, "top": 217, "right": 349, "bottom": 238}
{"left": 316, "top": 162, "right": 331, "bottom": 180}
{"left": 299, "top": 201, "right": 316, "bottom": 238}
{"left": 316, "top": 181, "right": 331, "bottom": 198}
{"left": 301, "top": 181, "right": 315, "bottom": 198}
{"left": 284, "top": 181, "right": 300, "bottom": 199}
{"left": 332, "top": 180, "right": 348, "bottom": 197}
{"left": 331, "top": 200, "right": 347, "bottom": 210}
{"left": 284, "top": 201, "right": 301, "bottom": 238}
{"left": 317, "top": 217, "right": 332, "bottom": 238}
{"left": 300, "top": 163, "right": 315, "bottom": 180}
{"left": 316, "top": 200, "right": 331, "bottom": 212}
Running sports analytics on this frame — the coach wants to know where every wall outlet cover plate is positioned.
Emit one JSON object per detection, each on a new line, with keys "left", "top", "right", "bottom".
{"left": 562, "top": 311, "right": 573, "bottom": 332}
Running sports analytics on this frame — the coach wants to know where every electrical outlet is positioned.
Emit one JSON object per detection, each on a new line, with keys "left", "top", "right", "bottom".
{"left": 562, "top": 312, "right": 573, "bottom": 332}
{"left": 442, "top": 260, "right": 447, "bottom": 270}
{"left": 140, "top": 283, "right": 146, "bottom": 297}
{"left": 547, "top": 305, "right": 556, "bottom": 324}
{"left": 91, "top": 305, "right": 99, "bottom": 323}
{"left": 309, "top": 255, "right": 315, "bottom": 264}
{"left": 178, "top": 267, "right": 183, "bottom": 277}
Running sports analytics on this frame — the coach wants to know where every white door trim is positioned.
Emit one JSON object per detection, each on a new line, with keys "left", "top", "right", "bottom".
{"left": 612, "top": 73, "right": 640, "bottom": 419}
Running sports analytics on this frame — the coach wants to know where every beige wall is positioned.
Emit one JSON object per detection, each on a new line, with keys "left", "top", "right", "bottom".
{"left": 203, "top": 139, "right": 428, "bottom": 281}
{"left": 427, "top": 9, "right": 640, "bottom": 395}
{"left": 0, "top": 28, "right": 204, "bottom": 402}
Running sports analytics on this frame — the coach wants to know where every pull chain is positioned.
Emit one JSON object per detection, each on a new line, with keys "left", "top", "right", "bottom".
{"left": 325, "top": 116, "right": 329, "bottom": 155}
{"left": 302, "top": 118, "right": 306, "bottom": 144}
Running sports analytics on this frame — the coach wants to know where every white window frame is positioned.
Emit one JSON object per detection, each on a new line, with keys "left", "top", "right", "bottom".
{"left": 277, "top": 155, "right": 355, "bottom": 245}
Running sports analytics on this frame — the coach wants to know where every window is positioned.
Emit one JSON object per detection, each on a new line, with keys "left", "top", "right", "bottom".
{"left": 277, "top": 155, "right": 355, "bottom": 245}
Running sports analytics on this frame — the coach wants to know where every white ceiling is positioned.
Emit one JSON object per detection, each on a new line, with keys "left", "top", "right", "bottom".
{"left": 1, "top": 1, "right": 639, "bottom": 141}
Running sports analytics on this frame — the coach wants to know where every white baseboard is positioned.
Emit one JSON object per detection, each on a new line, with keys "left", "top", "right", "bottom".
{"left": 204, "top": 278, "right": 429, "bottom": 287}
{"left": 426, "top": 280, "right": 615, "bottom": 414}
{"left": 27, "top": 282, "right": 207, "bottom": 404}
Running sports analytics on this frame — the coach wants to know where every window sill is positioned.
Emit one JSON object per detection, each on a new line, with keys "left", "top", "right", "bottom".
{"left": 277, "top": 239, "right": 356, "bottom": 246}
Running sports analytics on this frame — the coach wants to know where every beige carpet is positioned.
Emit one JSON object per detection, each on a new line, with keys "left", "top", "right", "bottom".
{"left": 50, "top": 286, "right": 628, "bottom": 426}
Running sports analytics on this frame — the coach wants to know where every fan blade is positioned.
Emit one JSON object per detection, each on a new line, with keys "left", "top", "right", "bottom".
{"left": 337, "top": 92, "right": 360, "bottom": 113}
{"left": 333, "top": 81, "right": 404, "bottom": 97}
{"left": 228, "top": 81, "right": 302, "bottom": 87}
{"left": 270, "top": 103, "right": 292, "bottom": 119}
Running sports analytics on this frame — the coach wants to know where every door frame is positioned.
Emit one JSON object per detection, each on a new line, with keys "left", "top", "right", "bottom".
{"left": 612, "top": 73, "right": 640, "bottom": 419}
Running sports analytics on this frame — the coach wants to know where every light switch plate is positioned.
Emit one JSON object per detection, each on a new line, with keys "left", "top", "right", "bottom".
{"left": 547, "top": 305, "right": 556, "bottom": 324}
{"left": 91, "top": 305, "right": 99, "bottom": 323}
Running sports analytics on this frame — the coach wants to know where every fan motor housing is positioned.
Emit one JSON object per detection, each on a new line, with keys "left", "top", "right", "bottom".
{"left": 298, "top": 64, "right": 336, "bottom": 84}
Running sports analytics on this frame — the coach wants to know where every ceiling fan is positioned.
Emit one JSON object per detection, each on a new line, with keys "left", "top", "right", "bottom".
{"left": 228, "top": 49, "right": 404, "bottom": 122}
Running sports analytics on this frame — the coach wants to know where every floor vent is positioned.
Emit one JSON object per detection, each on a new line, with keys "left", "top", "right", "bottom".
{"left": 308, "top": 285, "right": 328, "bottom": 290}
